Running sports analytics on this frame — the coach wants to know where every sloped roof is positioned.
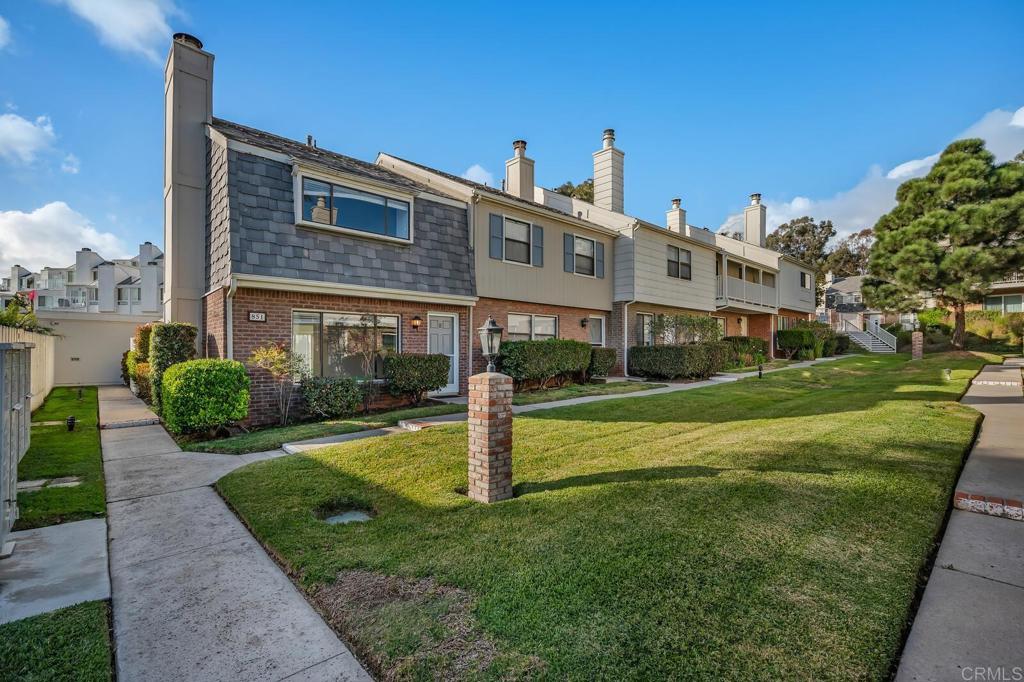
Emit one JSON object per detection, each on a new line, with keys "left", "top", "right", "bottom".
{"left": 210, "top": 118, "right": 459, "bottom": 201}
{"left": 827, "top": 275, "right": 865, "bottom": 294}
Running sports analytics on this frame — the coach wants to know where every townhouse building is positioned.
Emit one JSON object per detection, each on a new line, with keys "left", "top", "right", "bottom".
{"left": 164, "top": 34, "right": 814, "bottom": 421}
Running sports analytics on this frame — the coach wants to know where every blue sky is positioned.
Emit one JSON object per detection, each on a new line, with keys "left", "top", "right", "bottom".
{"left": 1, "top": 0, "right": 1022, "bottom": 272}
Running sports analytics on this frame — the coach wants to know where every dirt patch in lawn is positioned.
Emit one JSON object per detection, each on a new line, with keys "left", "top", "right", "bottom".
{"left": 312, "top": 570, "right": 544, "bottom": 681}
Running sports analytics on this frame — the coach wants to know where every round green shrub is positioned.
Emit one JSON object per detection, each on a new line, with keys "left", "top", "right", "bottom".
{"left": 499, "top": 339, "right": 592, "bottom": 388}
{"left": 301, "top": 376, "right": 362, "bottom": 418}
{"left": 383, "top": 353, "right": 451, "bottom": 404}
{"left": 133, "top": 323, "right": 155, "bottom": 363}
{"left": 588, "top": 347, "right": 617, "bottom": 377}
{"left": 162, "top": 359, "right": 249, "bottom": 435}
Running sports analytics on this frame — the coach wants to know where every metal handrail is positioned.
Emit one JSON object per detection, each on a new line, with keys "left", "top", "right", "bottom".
{"left": 864, "top": 319, "right": 897, "bottom": 349}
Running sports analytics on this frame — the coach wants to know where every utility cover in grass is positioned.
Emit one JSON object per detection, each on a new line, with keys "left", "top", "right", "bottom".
{"left": 324, "top": 510, "right": 371, "bottom": 525}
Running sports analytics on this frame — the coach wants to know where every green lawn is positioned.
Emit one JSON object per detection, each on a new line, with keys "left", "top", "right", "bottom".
{"left": 511, "top": 381, "right": 666, "bottom": 406}
{"left": 722, "top": 358, "right": 794, "bottom": 373}
{"left": 0, "top": 600, "right": 113, "bottom": 682}
{"left": 218, "top": 352, "right": 994, "bottom": 681}
{"left": 16, "top": 387, "right": 105, "bottom": 530}
{"left": 186, "top": 403, "right": 467, "bottom": 455}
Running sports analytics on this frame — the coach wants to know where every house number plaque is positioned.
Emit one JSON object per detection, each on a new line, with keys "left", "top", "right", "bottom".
{"left": 249, "top": 311, "right": 267, "bottom": 322}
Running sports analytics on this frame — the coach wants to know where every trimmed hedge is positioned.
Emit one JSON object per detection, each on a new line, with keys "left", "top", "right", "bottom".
{"left": 628, "top": 341, "right": 730, "bottom": 380}
{"left": 722, "top": 336, "right": 769, "bottom": 368}
{"left": 384, "top": 353, "right": 451, "bottom": 404}
{"left": 588, "top": 347, "right": 617, "bottom": 378}
{"left": 301, "top": 376, "right": 362, "bottom": 419}
{"left": 149, "top": 322, "right": 197, "bottom": 414}
{"left": 499, "top": 339, "right": 592, "bottom": 389}
{"left": 776, "top": 328, "right": 816, "bottom": 359}
{"left": 161, "top": 359, "right": 250, "bottom": 435}
{"left": 134, "top": 362, "right": 152, "bottom": 404}
{"left": 120, "top": 350, "right": 131, "bottom": 386}
{"left": 835, "top": 334, "right": 851, "bottom": 354}
{"left": 133, "top": 323, "right": 154, "bottom": 363}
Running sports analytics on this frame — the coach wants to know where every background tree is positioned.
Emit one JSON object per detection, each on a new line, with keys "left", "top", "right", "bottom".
{"left": 765, "top": 216, "right": 836, "bottom": 303}
{"left": 863, "top": 138, "right": 1024, "bottom": 349}
{"left": 825, "top": 228, "right": 874, "bottom": 276}
{"left": 553, "top": 178, "right": 594, "bottom": 202}
{"left": 1014, "top": 149, "right": 1024, "bottom": 163}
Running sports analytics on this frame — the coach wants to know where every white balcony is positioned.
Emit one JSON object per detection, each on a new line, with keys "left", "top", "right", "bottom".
{"left": 716, "top": 275, "right": 778, "bottom": 310}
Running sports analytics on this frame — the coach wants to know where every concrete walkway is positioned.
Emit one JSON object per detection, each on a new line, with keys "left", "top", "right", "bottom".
{"left": 99, "top": 387, "right": 370, "bottom": 682}
{"left": 284, "top": 354, "right": 845, "bottom": 453}
{"left": 896, "top": 358, "right": 1024, "bottom": 682}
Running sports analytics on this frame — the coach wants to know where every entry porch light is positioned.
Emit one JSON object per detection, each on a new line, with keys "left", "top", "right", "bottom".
{"left": 477, "top": 316, "right": 504, "bottom": 372}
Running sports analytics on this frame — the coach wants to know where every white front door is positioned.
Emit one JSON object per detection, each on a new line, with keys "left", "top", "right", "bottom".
{"left": 427, "top": 313, "right": 459, "bottom": 395}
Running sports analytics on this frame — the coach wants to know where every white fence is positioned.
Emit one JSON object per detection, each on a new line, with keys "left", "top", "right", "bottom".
{"left": 0, "top": 328, "right": 55, "bottom": 412}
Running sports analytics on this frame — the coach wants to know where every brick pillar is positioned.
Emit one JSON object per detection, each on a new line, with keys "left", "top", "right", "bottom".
{"left": 467, "top": 372, "right": 513, "bottom": 503}
{"left": 911, "top": 331, "right": 924, "bottom": 360}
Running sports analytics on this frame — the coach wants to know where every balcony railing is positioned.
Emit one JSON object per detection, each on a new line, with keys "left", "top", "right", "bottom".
{"left": 716, "top": 275, "right": 777, "bottom": 308}
{"left": 995, "top": 272, "right": 1024, "bottom": 284}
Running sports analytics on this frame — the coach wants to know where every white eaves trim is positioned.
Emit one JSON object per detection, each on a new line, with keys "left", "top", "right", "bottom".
{"left": 231, "top": 273, "right": 478, "bottom": 306}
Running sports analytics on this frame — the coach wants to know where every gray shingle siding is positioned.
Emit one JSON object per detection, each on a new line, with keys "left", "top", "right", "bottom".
{"left": 206, "top": 137, "right": 232, "bottom": 287}
{"left": 214, "top": 149, "right": 475, "bottom": 297}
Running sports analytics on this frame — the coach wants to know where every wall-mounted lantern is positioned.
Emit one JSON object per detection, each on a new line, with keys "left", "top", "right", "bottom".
{"left": 580, "top": 318, "right": 589, "bottom": 328}
{"left": 410, "top": 315, "right": 423, "bottom": 330}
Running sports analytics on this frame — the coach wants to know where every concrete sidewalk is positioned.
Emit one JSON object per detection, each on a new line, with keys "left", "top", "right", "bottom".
{"left": 896, "top": 358, "right": 1024, "bottom": 682}
{"left": 99, "top": 387, "right": 370, "bottom": 682}
{"left": 284, "top": 354, "right": 846, "bottom": 453}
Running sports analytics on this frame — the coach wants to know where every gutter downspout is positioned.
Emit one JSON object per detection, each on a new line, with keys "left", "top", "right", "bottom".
{"left": 622, "top": 220, "right": 640, "bottom": 378}
{"left": 468, "top": 194, "right": 480, "bottom": 379}
{"left": 226, "top": 276, "right": 237, "bottom": 360}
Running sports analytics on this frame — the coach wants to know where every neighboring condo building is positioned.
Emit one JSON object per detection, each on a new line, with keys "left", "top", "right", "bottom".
{"left": 2, "top": 243, "right": 164, "bottom": 317}
{"left": 163, "top": 34, "right": 814, "bottom": 422}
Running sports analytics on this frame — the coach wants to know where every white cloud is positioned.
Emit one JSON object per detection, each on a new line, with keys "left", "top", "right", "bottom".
{"left": 461, "top": 164, "right": 495, "bottom": 186}
{"left": 61, "top": 153, "right": 80, "bottom": 174}
{"left": 0, "top": 113, "right": 56, "bottom": 163}
{"left": 720, "top": 105, "right": 1024, "bottom": 239}
{"left": 0, "top": 202, "right": 127, "bottom": 273}
{"left": 52, "top": 0, "right": 180, "bottom": 64}
{"left": 0, "top": 16, "right": 11, "bottom": 50}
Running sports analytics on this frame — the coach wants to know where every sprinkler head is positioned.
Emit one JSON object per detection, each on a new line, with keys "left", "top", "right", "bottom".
{"left": 758, "top": 363, "right": 763, "bottom": 379}
{"left": 66, "top": 415, "right": 76, "bottom": 432}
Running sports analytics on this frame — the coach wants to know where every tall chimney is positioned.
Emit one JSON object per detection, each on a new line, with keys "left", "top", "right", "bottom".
{"left": 593, "top": 129, "right": 624, "bottom": 213}
{"left": 504, "top": 140, "right": 535, "bottom": 200}
{"left": 666, "top": 198, "right": 687, "bottom": 234}
{"left": 743, "top": 192, "right": 766, "bottom": 247}
{"left": 164, "top": 32, "right": 212, "bottom": 327}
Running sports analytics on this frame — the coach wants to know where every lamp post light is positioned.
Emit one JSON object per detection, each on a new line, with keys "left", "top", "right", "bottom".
{"left": 477, "top": 316, "right": 504, "bottom": 372}
{"left": 758, "top": 363, "right": 763, "bottom": 379}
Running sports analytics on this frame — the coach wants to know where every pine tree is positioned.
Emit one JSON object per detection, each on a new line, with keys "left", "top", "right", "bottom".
{"left": 863, "top": 139, "right": 1024, "bottom": 348}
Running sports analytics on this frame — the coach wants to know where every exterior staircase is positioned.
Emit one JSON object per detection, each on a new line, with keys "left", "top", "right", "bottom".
{"left": 842, "top": 319, "right": 897, "bottom": 353}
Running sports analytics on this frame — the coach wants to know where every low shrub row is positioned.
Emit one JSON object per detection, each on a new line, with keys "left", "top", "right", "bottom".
{"left": 383, "top": 354, "right": 451, "bottom": 404}
{"left": 722, "top": 336, "right": 769, "bottom": 368}
{"left": 149, "top": 322, "right": 198, "bottom": 414}
{"left": 588, "top": 347, "right": 617, "bottom": 378}
{"left": 499, "top": 339, "right": 594, "bottom": 389}
{"left": 628, "top": 341, "right": 730, "bottom": 380}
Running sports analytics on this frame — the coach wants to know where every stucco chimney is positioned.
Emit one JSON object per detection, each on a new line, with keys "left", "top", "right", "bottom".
{"left": 593, "top": 129, "right": 624, "bottom": 213}
{"left": 743, "top": 192, "right": 766, "bottom": 247}
{"left": 164, "top": 32, "right": 213, "bottom": 327}
{"left": 504, "top": 140, "right": 535, "bottom": 200}
{"left": 666, "top": 198, "right": 687, "bottom": 234}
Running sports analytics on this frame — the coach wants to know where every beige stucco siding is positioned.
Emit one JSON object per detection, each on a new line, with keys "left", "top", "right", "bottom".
{"left": 473, "top": 198, "right": 614, "bottom": 311}
{"left": 631, "top": 229, "right": 717, "bottom": 311}
{"left": 40, "top": 313, "right": 160, "bottom": 386}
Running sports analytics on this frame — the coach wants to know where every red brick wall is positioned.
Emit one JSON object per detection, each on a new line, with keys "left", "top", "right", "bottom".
{"left": 472, "top": 297, "right": 612, "bottom": 374}
{"left": 206, "top": 287, "right": 472, "bottom": 426}
{"left": 202, "top": 287, "right": 227, "bottom": 359}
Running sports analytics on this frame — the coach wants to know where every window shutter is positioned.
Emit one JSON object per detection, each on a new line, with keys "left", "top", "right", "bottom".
{"left": 489, "top": 214, "right": 503, "bottom": 260}
{"left": 532, "top": 225, "right": 544, "bottom": 267}
{"left": 596, "top": 242, "right": 605, "bottom": 278}
{"left": 563, "top": 232, "right": 574, "bottom": 272}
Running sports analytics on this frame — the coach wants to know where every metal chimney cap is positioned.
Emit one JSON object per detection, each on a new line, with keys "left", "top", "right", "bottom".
{"left": 173, "top": 33, "right": 203, "bottom": 50}
{"left": 750, "top": 192, "right": 762, "bottom": 205}
{"left": 671, "top": 198, "right": 681, "bottom": 209}
{"left": 512, "top": 139, "right": 527, "bottom": 150}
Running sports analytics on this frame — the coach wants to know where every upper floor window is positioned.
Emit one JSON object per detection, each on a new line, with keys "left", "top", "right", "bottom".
{"left": 667, "top": 245, "right": 692, "bottom": 280}
{"left": 574, "top": 236, "right": 596, "bottom": 276}
{"left": 503, "top": 218, "right": 532, "bottom": 264}
{"left": 507, "top": 313, "right": 557, "bottom": 341}
{"left": 800, "top": 272, "right": 812, "bottom": 289}
{"left": 88, "top": 288, "right": 98, "bottom": 302}
{"left": 301, "top": 177, "right": 410, "bottom": 241}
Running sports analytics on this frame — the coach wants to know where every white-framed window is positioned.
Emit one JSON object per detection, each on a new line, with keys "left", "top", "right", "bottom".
{"left": 298, "top": 175, "right": 411, "bottom": 242}
{"left": 588, "top": 315, "right": 605, "bottom": 346}
{"left": 503, "top": 217, "right": 533, "bottom": 265}
{"left": 667, "top": 245, "right": 692, "bottom": 280}
{"left": 37, "top": 295, "right": 47, "bottom": 307}
{"left": 88, "top": 287, "right": 98, "bottom": 302}
{"left": 636, "top": 313, "right": 655, "bottom": 346}
{"left": 292, "top": 311, "right": 400, "bottom": 380}
{"left": 574, "top": 235, "right": 596, "bottom": 276}
{"left": 800, "top": 272, "right": 812, "bottom": 289}
{"left": 117, "top": 288, "right": 128, "bottom": 304}
{"left": 507, "top": 313, "right": 558, "bottom": 341}
{"left": 130, "top": 288, "right": 141, "bottom": 303}
{"left": 985, "top": 295, "right": 1022, "bottom": 314}
{"left": 777, "top": 315, "right": 796, "bottom": 331}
